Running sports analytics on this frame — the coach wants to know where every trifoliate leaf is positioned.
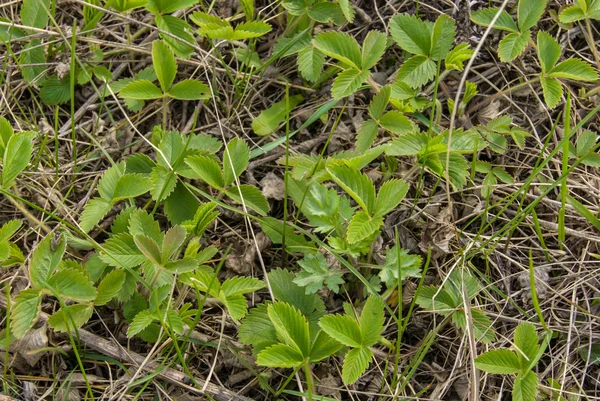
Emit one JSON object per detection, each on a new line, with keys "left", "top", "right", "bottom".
{"left": 293, "top": 253, "right": 345, "bottom": 294}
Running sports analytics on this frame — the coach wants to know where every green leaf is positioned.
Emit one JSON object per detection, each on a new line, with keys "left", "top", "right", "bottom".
{"left": 257, "top": 343, "right": 304, "bottom": 367}
{"left": 182, "top": 202, "right": 218, "bottom": 237}
{"left": 0, "top": 116, "right": 13, "bottom": 157}
{"left": 307, "top": 3, "right": 345, "bottom": 24}
{"left": 0, "top": 220, "right": 21, "bottom": 242}
{"left": 514, "top": 323, "right": 539, "bottom": 366}
{"left": 386, "top": 132, "right": 428, "bottom": 156}
{"left": 378, "top": 111, "right": 414, "bottom": 135}
{"left": 149, "top": 165, "right": 176, "bottom": 202}
{"left": 430, "top": 14, "right": 456, "bottom": 60}
{"left": 163, "top": 309, "right": 184, "bottom": 334}
{"left": 359, "top": 296, "right": 385, "bottom": 347}
{"left": 356, "top": 120, "right": 379, "bottom": 153}
{"left": 338, "top": 0, "right": 355, "bottom": 22}
{"left": 576, "top": 130, "right": 598, "bottom": 157}
{"left": 368, "top": 86, "right": 391, "bottom": 120}
{"left": 112, "top": 174, "right": 151, "bottom": 202}
{"left": 226, "top": 184, "right": 269, "bottom": 216}
{"left": 98, "top": 162, "right": 125, "bottom": 201}
{"left": 134, "top": 235, "right": 163, "bottom": 266}
{"left": 223, "top": 138, "right": 250, "bottom": 187}
{"left": 549, "top": 58, "right": 599, "bottom": 81}
{"left": 128, "top": 209, "right": 163, "bottom": 245}
{"left": 293, "top": 253, "right": 345, "bottom": 294}
{"left": 21, "top": 0, "right": 51, "bottom": 30}
{"left": 222, "top": 276, "right": 264, "bottom": 296}
{"left": 374, "top": 179, "right": 409, "bottom": 217}
{"left": 378, "top": 245, "right": 422, "bottom": 286}
{"left": 146, "top": 0, "right": 196, "bottom": 14}
{"left": 156, "top": 15, "right": 195, "bottom": 59}
{"left": 164, "top": 182, "right": 200, "bottom": 224}
{"left": 513, "top": 370, "right": 538, "bottom": 401}
{"left": 440, "top": 150, "right": 469, "bottom": 190}
{"left": 127, "top": 310, "right": 155, "bottom": 337}
{"left": 239, "top": 303, "right": 277, "bottom": 346}
{"left": 100, "top": 233, "right": 145, "bottom": 268}
{"left": 498, "top": 31, "right": 531, "bottom": 62}
{"left": 168, "top": 80, "right": 210, "bottom": 100}
{"left": 107, "top": 0, "right": 147, "bottom": 12}
{"left": 185, "top": 155, "right": 224, "bottom": 189}
{"left": 39, "top": 76, "right": 71, "bottom": 105}
{"left": 251, "top": 94, "right": 304, "bottom": 136}
{"left": 11, "top": 289, "right": 41, "bottom": 339}
{"left": 540, "top": 76, "right": 562, "bottom": 109}
{"left": 342, "top": 347, "right": 373, "bottom": 384}
{"left": 48, "top": 304, "right": 94, "bottom": 332}
{"left": 259, "top": 218, "right": 316, "bottom": 253}
{"left": 389, "top": 14, "right": 431, "bottom": 56}
{"left": 518, "top": 0, "right": 546, "bottom": 31}
{"left": 346, "top": 211, "right": 383, "bottom": 244}
{"left": 273, "top": 31, "right": 312, "bottom": 58}
{"left": 471, "top": 309, "right": 496, "bottom": 343}
{"left": 309, "top": 330, "right": 344, "bottom": 362}
{"left": 79, "top": 198, "right": 112, "bottom": 233}
{"left": 95, "top": 269, "right": 126, "bottom": 306}
{"left": 268, "top": 302, "right": 310, "bottom": 356}
{"left": 445, "top": 43, "right": 474, "bottom": 71}
{"left": 536, "top": 31, "right": 561, "bottom": 73}
{"left": 559, "top": 5, "right": 587, "bottom": 23}
{"left": 312, "top": 31, "right": 362, "bottom": 69}
{"left": 297, "top": 46, "right": 325, "bottom": 82}
{"left": 119, "top": 80, "right": 163, "bottom": 100}
{"left": 361, "top": 30, "right": 387, "bottom": 70}
{"left": 475, "top": 349, "right": 521, "bottom": 374}
{"left": 415, "top": 286, "right": 457, "bottom": 314}
{"left": 331, "top": 68, "right": 370, "bottom": 99}
{"left": 221, "top": 294, "right": 247, "bottom": 320}
{"left": 397, "top": 55, "right": 436, "bottom": 88}
{"left": 327, "top": 164, "right": 375, "bottom": 213}
{"left": 30, "top": 234, "right": 66, "bottom": 289}
{"left": 161, "top": 225, "right": 186, "bottom": 262}
{"left": 47, "top": 269, "right": 97, "bottom": 302}
{"left": 470, "top": 7, "right": 519, "bottom": 33}
{"left": 232, "top": 21, "right": 272, "bottom": 40}
{"left": 319, "top": 314, "right": 362, "bottom": 348}
{"left": 20, "top": 40, "right": 46, "bottom": 84}
{"left": 268, "top": 269, "right": 325, "bottom": 318}
{"left": 2, "top": 132, "right": 34, "bottom": 188}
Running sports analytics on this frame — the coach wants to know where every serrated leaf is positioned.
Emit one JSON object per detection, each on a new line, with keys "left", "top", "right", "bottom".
{"left": 162, "top": 309, "right": 184, "bottom": 334}
{"left": 156, "top": 15, "right": 195, "bottom": 59}
{"left": 475, "top": 349, "right": 521, "bottom": 374}
{"left": 338, "top": 0, "right": 354, "bottom": 22}
{"left": 549, "top": 58, "right": 599, "bottom": 81}
{"left": 356, "top": 120, "right": 379, "bottom": 153}
{"left": 346, "top": 211, "right": 382, "bottom": 244}
{"left": 359, "top": 296, "right": 384, "bottom": 347}
{"left": 576, "top": 130, "right": 597, "bottom": 156}
{"left": 498, "top": 31, "right": 530, "bottom": 62}
{"left": 112, "top": 174, "right": 151, "bottom": 202}
{"left": 309, "top": 330, "right": 344, "bottom": 362}
{"left": 430, "top": 14, "right": 456, "bottom": 60}
{"left": 415, "top": 286, "right": 457, "bottom": 314}
{"left": 471, "top": 309, "right": 496, "bottom": 343}
{"left": 331, "top": 68, "right": 370, "bottom": 99}
{"left": 98, "top": 162, "right": 125, "bottom": 201}
{"left": 127, "top": 310, "right": 155, "bottom": 337}
{"left": 268, "top": 268, "right": 325, "bottom": 318}
{"left": 20, "top": 40, "right": 46, "bottom": 84}
{"left": 223, "top": 138, "right": 249, "bottom": 187}
{"left": 222, "top": 276, "right": 264, "bottom": 296}
{"left": 540, "top": 76, "right": 562, "bottom": 108}
{"left": 319, "top": 314, "right": 362, "bottom": 348}
{"left": 386, "top": 132, "right": 428, "bottom": 156}
{"left": 146, "top": 0, "right": 196, "bottom": 14}
{"left": 119, "top": 80, "right": 162, "bottom": 100}
{"left": 0, "top": 220, "right": 21, "bottom": 242}
{"left": 368, "top": 86, "right": 391, "bottom": 120}
{"left": 149, "top": 165, "right": 177, "bottom": 202}
{"left": 342, "top": 347, "right": 373, "bottom": 384}
{"left": 222, "top": 294, "right": 248, "bottom": 320}
{"left": 21, "top": 0, "right": 51, "bottom": 30}
{"left": 536, "top": 31, "right": 561, "bottom": 73}
{"left": 168, "top": 79, "right": 211, "bottom": 100}
{"left": 251, "top": 94, "right": 304, "bottom": 136}
{"left": 374, "top": 179, "right": 409, "bottom": 217}
{"left": 107, "top": 0, "right": 147, "bottom": 12}
{"left": 440, "top": 151, "right": 469, "bottom": 190}
{"left": 514, "top": 322, "right": 539, "bottom": 366}
{"left": 389, "top": 14, "right": 431, "bottom": 56}
{"left": 226, "top": 184, "right": 269, "bottom": 216}
{"left": 134, "top": 235, "right": 162, "bottom": 266}
{"left": 232, "top": 21, "right": 272, "bottom": 40}
{"left": 378, "top": 245, "right": 422, "bottom": 286}
{"left": 100, "top": 233, "right": 145, "bottom": 268}
{"left": 239, "top": 303, "right": 277, "bottom": 346}
{"left": 48, "top": 304, "right": 94, "bottom": 332}
{"left": 79, "top": 198, "right": 112, "bottom": 233}
{"left": 259, "top": 218, "right": 316, "bottom": 253}
{"left": 39, "top": 76, "right": 71, "bottom": 105}
{"left": 307, "top": 2, "right": 345, "bottom": 24}
{"left": 164, "top": 181, "right": 200, "bottom": 224}
{"left": 47, "top": 269, "right": 97, "bottom": 302}
{"left": 518, "top": 0, "right": 546, "bottom": 31}
{"left": 268, "top": 302, "right": 310, "bottom": 356}
{"left": 152, "top": 40, "right": 176, "bottom": 93}
{"left": 128, "top": 209, "right": 163, "bottom": 245}
{"left": 257, "top": 343, "right": 304, "bottom": 367}
{"left": 2, "top": 132, "right": 34, "bottom": 188}
{"left": 470, "top": 7, "right": 519, "bottom": 32}
{"left": 445, "top": 43, "right": 474, "bottom": 71}
{"left": 327, "top": 164, "right": 375, "bottom": 213}
{"left": 559, "top": 5, "right": 587, "bottom": 23}
{"left": 312, "top": 31, "right": 362, "bottom": 69}
{"left": 94, "top": 269, "right": 126, "bottom": 306}
{"left": 0, "top": 116, "right": 13, "bottom": 156}
{"left": 297, "top": 46, "right": 325, "bottom": 82}
{"left": 513, "top": 370, "right": 538, "bottom": 401}
{"left": 30, "top": 234, "right": 66, "bottom": 289}
{"left": 361, "top": 30, "right": 387, "bottom": 70}
{"left": 397, "top": 55, "right": 436, "bottom": 88}
{"left": 185, "top": 155, "right": 224, "bottom": 189}
{"left": 273, "top": 31, "right": 312, "bottom": 58}
{"left": 182, "top": 202, "right": 218, "bottom": 237}
{"left": 293, "top": 253, "right": 345, "bottom": 294}
{"left": 161, "top": 225, "right": 186, "bottom": 262}
{"left": 378, "top": 111, "right": 414, "bottom": 135}
{"left": 11, "top": 289, "right": 41, "bottom": 339}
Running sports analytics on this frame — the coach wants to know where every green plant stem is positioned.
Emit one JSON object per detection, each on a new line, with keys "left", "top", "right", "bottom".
{"left": 466, "top": 77, "right": 540, "bottom": 115}
{"left": 303, "top": 360, "right": 314, "bottom": 401}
